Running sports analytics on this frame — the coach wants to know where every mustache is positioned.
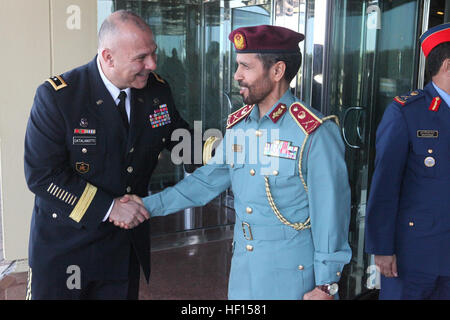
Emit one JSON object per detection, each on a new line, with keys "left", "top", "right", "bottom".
{"left": 238, "top": 81, "right": 249, "bottom": 88}
{"left": 137, "top": 71, "right": 151, "bottom": 77}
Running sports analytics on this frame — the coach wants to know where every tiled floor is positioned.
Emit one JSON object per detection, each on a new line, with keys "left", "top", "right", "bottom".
{"left": 0, "top": 192, "right": 234, "bottom": 300}
{"left": 0, "top": 226, "right": 233, "bottom": 300}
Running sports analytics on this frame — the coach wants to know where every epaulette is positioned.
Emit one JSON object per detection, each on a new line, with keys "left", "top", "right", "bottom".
{"left": 46, "top": 75, "right": 68, "bottom": 91}
{"left": 226, "top": 104, "right": 254, "bottom": 129}
{"left": 150, "top": 71, "right": 166, "bottom": 84}
{"left": 393, "top": 90, "right": 423, "bottom": 106}
{"left": 289, "top": 102, "right": 322, "bottom": 135}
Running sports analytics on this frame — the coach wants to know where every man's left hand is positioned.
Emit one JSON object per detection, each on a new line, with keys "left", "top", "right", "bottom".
{"left": 303, "top": 287, "right": 335, "bottom": 300}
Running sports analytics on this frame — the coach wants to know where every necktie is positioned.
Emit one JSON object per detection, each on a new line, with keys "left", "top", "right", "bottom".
{"left": 117, "top": 91, "right": 129, "bottom": 131}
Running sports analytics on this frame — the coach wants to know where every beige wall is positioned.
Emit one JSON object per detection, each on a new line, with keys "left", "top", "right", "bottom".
{"left": 0, "top": 0, "right": 98, "bottom": 260}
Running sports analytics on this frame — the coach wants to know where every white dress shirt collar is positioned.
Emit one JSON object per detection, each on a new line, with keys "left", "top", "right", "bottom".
{"left": 96, "top": 56, "right": 131, "bottom": 119}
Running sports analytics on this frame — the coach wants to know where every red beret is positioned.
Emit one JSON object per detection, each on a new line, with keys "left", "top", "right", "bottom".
{"left": 420, "top": 22, "right": 450, "bottom": 57}
{"left": 229, "top": 25, "right": 304, "bottom": 54}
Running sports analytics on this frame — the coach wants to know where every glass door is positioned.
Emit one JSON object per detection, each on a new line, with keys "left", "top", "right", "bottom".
{"left": 326, "top": 0, "right": 421, "bottom": 299}
{"left": 220, "top": 0, "right": 272, "bottom": 115}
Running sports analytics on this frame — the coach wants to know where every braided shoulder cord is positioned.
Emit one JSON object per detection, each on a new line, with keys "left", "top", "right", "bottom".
{"left": 264, "top": 176, "right": 311, "bottom": 231}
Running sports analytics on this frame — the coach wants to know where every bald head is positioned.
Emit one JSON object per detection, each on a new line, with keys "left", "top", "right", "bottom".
{"left": 98, "top": 10, "right": 151, "bottom": 50}
{"left": 97, "top": 10, "right": 157, "bottom": 90}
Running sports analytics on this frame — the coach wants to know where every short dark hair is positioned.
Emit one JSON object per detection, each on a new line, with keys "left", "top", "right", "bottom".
{"left": 256, "top": 52, "right": 302, "bottom": 83}
{"left": 426, "top": 42, "right": 450, "bottom": 78}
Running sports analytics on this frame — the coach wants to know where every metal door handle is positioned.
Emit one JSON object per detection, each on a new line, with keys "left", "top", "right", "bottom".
{"left": 223, "top": 92, "right": 233, "bottom": 111}
{"left": 342, "top": 106, "right": 365, "bottom": 149}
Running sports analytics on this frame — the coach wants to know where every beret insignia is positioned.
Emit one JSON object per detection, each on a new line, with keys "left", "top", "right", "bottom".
{"left": 233, "top": 32, "right": 247, "bottom": 51}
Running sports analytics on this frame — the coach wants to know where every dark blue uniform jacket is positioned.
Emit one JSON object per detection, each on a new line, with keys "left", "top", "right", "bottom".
{"left": 24, "top": 56, "right": 190, "bottom": 285}
{"left": 365, "top": 82, "right": 450, "bottom": 277}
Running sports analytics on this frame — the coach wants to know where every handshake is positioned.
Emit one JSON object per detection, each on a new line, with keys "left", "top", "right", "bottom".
{"left": 108, "top": 194, "right": 149, "bottom": 229}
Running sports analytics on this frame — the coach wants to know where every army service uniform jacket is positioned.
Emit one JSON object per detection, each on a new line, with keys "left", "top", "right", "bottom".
{"left": 24, "top": 56, "right": 190, "bottom": 293}
{"left": 365, "top": 82, "right": 450, "bottom": 278}
{"left": 144, "top": 90, "right": 352, "bottom": 299}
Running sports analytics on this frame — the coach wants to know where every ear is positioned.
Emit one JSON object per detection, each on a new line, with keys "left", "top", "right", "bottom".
{"left": 444, "top": 58, "right": 450, "bottom": 74}
{"left": 272, "top": 61, "right": 286, "bottom": 82}
{"left": 100, "top": 48, "right": 114, "bottom": 67}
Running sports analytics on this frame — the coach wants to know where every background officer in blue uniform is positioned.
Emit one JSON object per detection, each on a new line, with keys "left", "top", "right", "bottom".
{"left": 24, "top": 11, "right": 191, "bottom": 299}
{"left": 124, "top": 25, "right": 351, "bottom": 300}
{"left": 365, "top": 22, "right": 450, "bottom": 300}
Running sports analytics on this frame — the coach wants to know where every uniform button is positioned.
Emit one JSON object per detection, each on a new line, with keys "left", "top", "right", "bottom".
{"left": 127, "top": 166, "right": 134, "bottom": 173}
{"left": 126, "top": 186, "right": 132, "bottom": 193}
{"left": 409, "top": 222, "right": 414, "bottom": 227}
{"left": 428, "top": 149, "right": 433, "bottom": 154}
{"left": 129, "top": 147, "right": 135, "bottom": 153}
{"left": 255, "top": 130, "right": 262, "bottom": 137}
{"left": 52, "top": 213, "right": 58, "bottom": 219}
{"left": 336, "top": 272, "right": 341, "bottom": 276}
{"left": 246, "top": 207, "right": 253, "bottom": 214}
{"left": 273, "top": 170, "right": 279, "bottom": 176}
{"left": 162, "top": 137, "right": 166, "bottom": 143}
{"left": 298, "top": 265, "right": 304, "bottom": 270}
{"left": 250, "top": 169, "right": 256, "bottom": 176}
{"left": 81, "top": 148, "right": 88, "bottom": 154}
{"left": 246, "top": 245, "right": 253, "bottom": 252}
{"left": 230, "top": 163, "right": 234, "bottom": 168}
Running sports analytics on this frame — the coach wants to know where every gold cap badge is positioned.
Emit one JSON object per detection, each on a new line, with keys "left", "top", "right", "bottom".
{"left": 234, "top": 32, "right": 247, "bottom": 50}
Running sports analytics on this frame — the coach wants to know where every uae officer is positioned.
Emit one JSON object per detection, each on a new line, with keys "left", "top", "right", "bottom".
{"left": 124, "top": 25, "right": 352, "bottom": 300}
{"left": 365, "top": 22, "right": 450, "bottom": 300}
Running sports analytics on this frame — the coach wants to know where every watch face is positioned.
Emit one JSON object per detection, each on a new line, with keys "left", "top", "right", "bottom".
{"left": 328, "top": 283, "right": 339, "bottom": 295}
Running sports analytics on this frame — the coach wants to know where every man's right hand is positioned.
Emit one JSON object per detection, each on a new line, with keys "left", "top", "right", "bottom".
{"left": 109, "top": 197, "right": 150, "bottom": 229}
{"left": 374, "top": 254, "right": 398, "bottom": 278}
{"left": 120, "top": 194, "right": 143, "bottom": 206}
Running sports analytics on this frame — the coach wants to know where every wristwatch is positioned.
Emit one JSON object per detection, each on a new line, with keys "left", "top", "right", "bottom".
{"left": 317, "top": 283, "right": 339, "bottom": 296}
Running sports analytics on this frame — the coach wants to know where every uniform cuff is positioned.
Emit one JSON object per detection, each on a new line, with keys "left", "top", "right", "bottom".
{"left": 314, "top": 261, "right": 344, "bottom": 285}
{"left": 143, "top": 192, "right": 165, "bottom": 217}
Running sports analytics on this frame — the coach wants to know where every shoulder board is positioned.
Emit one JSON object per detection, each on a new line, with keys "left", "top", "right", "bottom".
{"left": 46, "top": 75, "right": 68, "bottom": 91}
{"left": 393, "top": 90, "right": 423, "bottom": 106}
{"left": 150, "top": 72, "right": 166, "bottom": 84}
{"left": 226, "top": 104, "right": 254, "bottom": 129}
{"left": 289, "top": 102, "right": 322, "bottom": 135}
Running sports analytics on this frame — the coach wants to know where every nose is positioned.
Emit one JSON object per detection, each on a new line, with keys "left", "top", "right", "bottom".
{"left": 234, "top": 66, "right": 243, "bottom": 82}
{"left": 144, "top": 54, "right": 157, "bottom": 71}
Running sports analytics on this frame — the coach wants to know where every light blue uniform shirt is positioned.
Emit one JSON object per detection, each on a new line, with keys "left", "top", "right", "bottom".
{"left": 144, "top": 90, "right": 351, "bottom": 299}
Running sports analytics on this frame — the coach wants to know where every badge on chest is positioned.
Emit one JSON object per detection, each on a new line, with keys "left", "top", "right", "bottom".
{"left": 149, "top": 104, "right": 172, "bottom": 128}
{"left": 264, "top": 140, "right": 298, "bottom": 160}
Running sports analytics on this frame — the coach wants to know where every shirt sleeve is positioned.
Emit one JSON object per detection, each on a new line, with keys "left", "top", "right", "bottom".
{"left": 305, "top": 120, "right": 352, "bottom": 285}
{"left": 143, "top": 135, "right": 231, "bottom": 216}
{"left": 365, "top": 104, "right": 409, "bottom": 255}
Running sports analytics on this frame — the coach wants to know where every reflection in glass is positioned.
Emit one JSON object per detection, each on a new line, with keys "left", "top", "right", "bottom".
{"left": 327, "top": 0, "right": 420, "bottom": 299}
